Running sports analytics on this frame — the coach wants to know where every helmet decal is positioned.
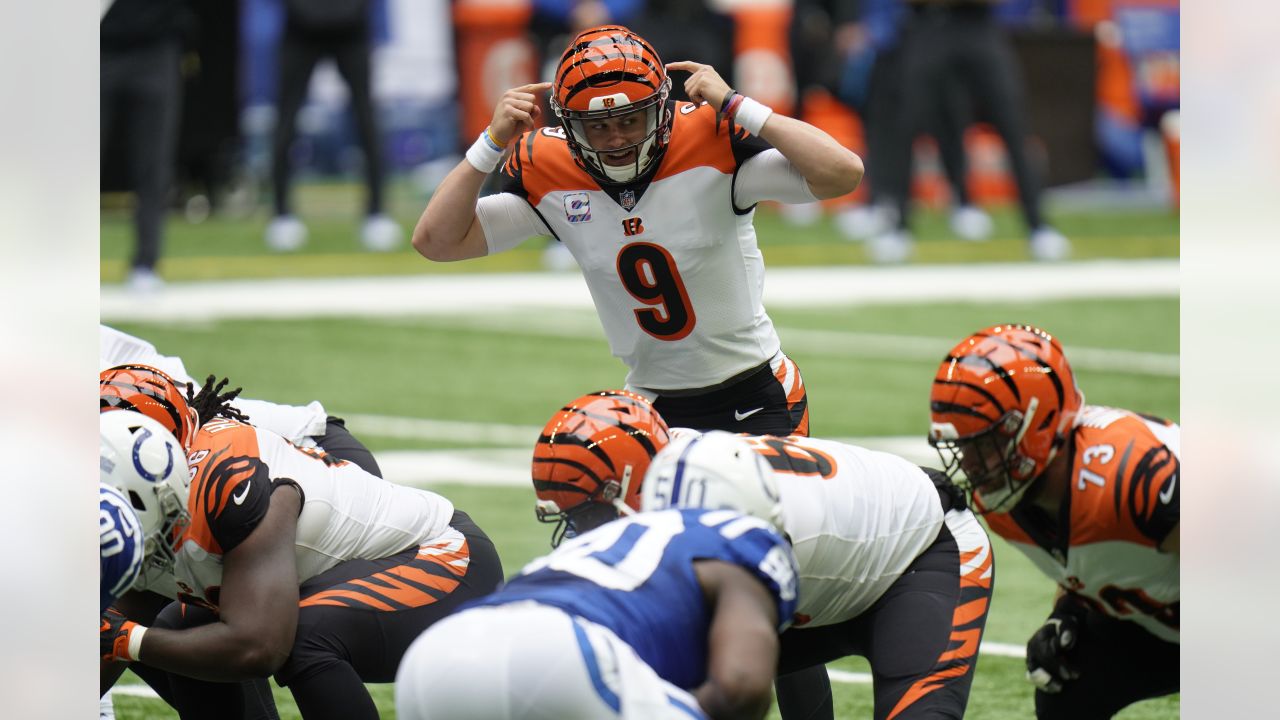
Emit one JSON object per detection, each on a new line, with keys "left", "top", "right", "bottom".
{"left": 532, "top": 390, "right": 670, "bottom": 546}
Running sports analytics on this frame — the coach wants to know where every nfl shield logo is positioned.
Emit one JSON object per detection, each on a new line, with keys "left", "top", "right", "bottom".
{"left": 620, "top": 189, "right": 636, "bottom": 212}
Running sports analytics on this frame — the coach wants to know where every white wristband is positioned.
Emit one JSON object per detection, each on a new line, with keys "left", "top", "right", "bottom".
{"left": 128, "top": 625, "right": 148, "bottom": 662}
{"left": 465, "top": 132, "right": 505, "bottom": 173}
{"left": 734, "top": 96, "right": 773, "bottom": 136}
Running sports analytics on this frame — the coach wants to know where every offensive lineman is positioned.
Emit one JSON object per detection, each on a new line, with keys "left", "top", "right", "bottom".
{"left": 531, "top": 391, "right": 995, "bottom": 718}
{"left": 928, "top": 324, "right": 1178, "bottom": 718}
{"left": 99, "top": 395, "right": 503, "bottom": 718}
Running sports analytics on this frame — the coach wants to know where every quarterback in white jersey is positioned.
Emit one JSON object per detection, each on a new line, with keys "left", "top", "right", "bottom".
{"left": 930, "top": 324, "right": 1178, "bottom": 718}
{"left": 412, "top": 25, "right": 863, "bottom": 440}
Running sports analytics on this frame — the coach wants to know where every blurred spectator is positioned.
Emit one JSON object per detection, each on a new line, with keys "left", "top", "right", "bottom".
{"left": 629, "top": 1, "right": 735, "bottom": 98}
{"left": 101, "top": 0, "right": 193, "bottom": 292}
{"left": 821, "top": 0, "right": 992, "bottom": 243}
{"left": 265, "top": 0, "right": 402, "bottom": 253}
{"left": 873, "top": 0, "right": 1068, "bottom": 263}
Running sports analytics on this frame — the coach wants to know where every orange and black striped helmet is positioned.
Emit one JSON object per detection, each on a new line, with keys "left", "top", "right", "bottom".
{"left": 550, "top": 25, "right": 672, "bottom": 185}
{"left": 533, "top": 390, "right": 670, "bottom": 546}
{"left": 100, "top": 364, "right": 199, "bottom": 450}
{"left": 928, "top": 324, "right": 1084, "bottom": 513}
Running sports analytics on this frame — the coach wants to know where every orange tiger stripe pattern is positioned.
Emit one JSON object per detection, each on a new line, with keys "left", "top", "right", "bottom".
{"left": 100, "top": 364, "right": 199, "bottom": 449}
{"left": 770, "top": 354, "right": 810, "bottom": 437}
{"left": 887, "top": 519, "right": 994, "bottom": 719}
{"left": 300, "top": 529, "right": 471, "bottom": 611}
{"left": 532, "top": 390, "right": 670, "bottom": 518}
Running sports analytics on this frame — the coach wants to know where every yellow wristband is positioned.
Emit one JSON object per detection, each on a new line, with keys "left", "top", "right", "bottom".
{"left": 484, "top": 127, "right": 509, "bottom": 150}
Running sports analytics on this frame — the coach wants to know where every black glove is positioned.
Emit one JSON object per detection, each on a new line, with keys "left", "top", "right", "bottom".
{"left": 101, "top": 607, "right": 145, "bottom": 663}
{"left": 1025, "top": 601, "right": 1086, "bottom": 693}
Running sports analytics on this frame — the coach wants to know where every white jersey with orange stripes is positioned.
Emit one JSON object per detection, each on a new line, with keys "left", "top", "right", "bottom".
{"left": 477, "top": 102, "right": 816, "bottom": 391}
{"left": 985, "top": 406, "right": 1180, "bottom": 643}
{"left": 172, "top": 418, "right": 455, "bottom": 608}
{"left": 738, "top": 434, "right": 950, "bottom": 627}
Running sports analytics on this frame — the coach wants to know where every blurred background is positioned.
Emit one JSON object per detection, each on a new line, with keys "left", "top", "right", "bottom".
{"left": 100, "top": 0, "right": 1180, "bottom": 286}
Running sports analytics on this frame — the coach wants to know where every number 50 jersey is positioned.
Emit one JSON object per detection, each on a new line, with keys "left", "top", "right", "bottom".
{"left": 465, "top": 508, "right": 798, "bottom": 691}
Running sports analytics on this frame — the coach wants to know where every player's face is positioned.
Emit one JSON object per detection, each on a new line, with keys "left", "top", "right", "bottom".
{"left": 582, "top": 110, "right": 648, "bottom": 166}
{"left": 957, "top": 434, "right": 1013, "bottom": 493}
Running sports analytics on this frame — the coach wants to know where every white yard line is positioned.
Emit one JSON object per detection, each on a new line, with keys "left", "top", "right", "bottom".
{"left": 101, "top": 259, "right": 1177, "bottom": 322}
{"left": 111, "top": 641, "right": 1029, "bottom": 702}
{"left": 400, "top": 316, "right": 1179, "bottom": 377}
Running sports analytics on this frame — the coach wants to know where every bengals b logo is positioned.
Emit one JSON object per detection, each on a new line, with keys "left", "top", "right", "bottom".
{"left": 622, "top": 217, "right": 645, "bottom": 236}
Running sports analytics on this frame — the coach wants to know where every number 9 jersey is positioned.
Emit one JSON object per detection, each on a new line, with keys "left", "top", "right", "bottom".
{"left": 476, "top": 102, "right": 817, "bottom": 392}
{"left": 464, "top": 508, "right": 798, "bottom": 691}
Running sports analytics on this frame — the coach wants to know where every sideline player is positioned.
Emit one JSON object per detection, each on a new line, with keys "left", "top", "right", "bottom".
{"left": 928, "top": 324, "right": 1178, "bottom": 718}
{"left": 99, "top": 402, "right": 503, "bottom": 719}
{"left": 396, "top": 504, "right": 798, "bottom": 720}
{"left": 532, "top": 391, "right": 994, "bottom": 718}
{"left": 411, "top": 25, "right": 865, "bottom": 439}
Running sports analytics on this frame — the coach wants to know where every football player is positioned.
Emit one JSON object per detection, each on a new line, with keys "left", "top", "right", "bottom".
{"left": 101, "top": 324, "right": 381, "bottom": 477}
{"left": 98, "top": 397, "right": 504, "bottom": 719}
{"left": 411, "top": 25, "right": 865, "bottom": 440}
{"left": 396, "top": 502, "right": 798, "bottom": 720}
{"left": 532, "top": 391, "right": 994, "bottom": 719}
{"left": 928, "top": 324, "right": 1178, "bottom": 718}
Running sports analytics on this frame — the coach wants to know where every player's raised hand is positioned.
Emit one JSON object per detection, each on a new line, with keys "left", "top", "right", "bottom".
{"left": 666, "top": 61, "right": 732, "bottom": 109}
{"left": 490, "top": 82, "right": 553, "bottom": 146}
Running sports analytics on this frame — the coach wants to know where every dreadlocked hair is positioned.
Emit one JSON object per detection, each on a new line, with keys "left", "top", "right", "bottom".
{"left": 186, "top": 375, "right": 252, "bottom": 426}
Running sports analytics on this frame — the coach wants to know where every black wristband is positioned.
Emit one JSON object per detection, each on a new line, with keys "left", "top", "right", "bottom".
{"left": 719, "top": 90, "right": 739, "bottom": 113}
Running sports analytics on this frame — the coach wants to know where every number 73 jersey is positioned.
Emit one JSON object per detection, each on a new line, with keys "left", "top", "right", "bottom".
{"left": 985, "top": 406, "right": 1180, "bottom": 642}
{"left": 483, "top": 103, "right": 786, "bottom": 391}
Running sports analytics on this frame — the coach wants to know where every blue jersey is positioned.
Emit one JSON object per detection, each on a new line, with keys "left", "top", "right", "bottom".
{"left": 467, "top": 508, "right": 798, "bottom": 690}
{"left": 100, "top": 483, "right": 144, "bottom": 613}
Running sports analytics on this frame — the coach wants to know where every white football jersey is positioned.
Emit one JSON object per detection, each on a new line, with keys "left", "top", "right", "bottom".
{"left": 741, "top": 435, "right": 947, "bottom": 627}
{"left": 478, "top": 103, "right": 812, "bottom": 391}
{"left": 173, "top": 419, "right": 455, "bottom": 608}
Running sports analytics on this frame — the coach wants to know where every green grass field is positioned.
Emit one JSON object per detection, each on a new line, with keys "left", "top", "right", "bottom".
{"left": 102, "top": 186, "right": 1178, "bottom": 718}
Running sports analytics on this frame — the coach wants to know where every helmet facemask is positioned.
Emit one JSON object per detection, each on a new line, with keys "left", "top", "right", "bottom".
{"left": 134, "top": 498, "right": 191, "bottom": 591}
{"left": 931, "top": 400, "right": 1048, "bottom": 514}
{"left": 553, "top": 80, "right": 671, "bottom": 185}
{"left": 535, "top": 472, "right": 636, "bottom": 548}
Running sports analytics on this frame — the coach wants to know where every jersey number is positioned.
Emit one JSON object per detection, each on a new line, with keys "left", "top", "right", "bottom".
{"left": 747, "top": 436, "right": 838, "bottom": 479}
{"left": 99, "top": 507, "right": 137, "bottom": 557}
{"left": 617, "top": 243, "right": 696, "bottom": 341}
{"left": 526, "top": 512, "right": 684, "bottom": 590}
